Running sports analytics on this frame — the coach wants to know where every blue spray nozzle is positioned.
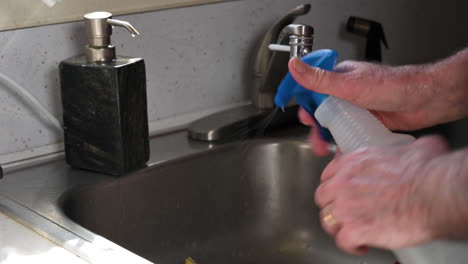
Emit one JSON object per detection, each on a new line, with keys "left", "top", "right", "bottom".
{"left": 274, "top": 49, "right": 338, "bottom": 141}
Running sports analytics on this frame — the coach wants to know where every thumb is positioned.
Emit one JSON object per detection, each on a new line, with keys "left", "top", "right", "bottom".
{"left": 288, "top": 57, "right": 348, "bottom": 98}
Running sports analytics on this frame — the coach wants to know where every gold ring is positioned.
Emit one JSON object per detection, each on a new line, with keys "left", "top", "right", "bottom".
{"left": 322, "top": 206, "right": 338, "bottom": 227}
{"left": 322, "top": 213, "right": 337, "bottom": 227}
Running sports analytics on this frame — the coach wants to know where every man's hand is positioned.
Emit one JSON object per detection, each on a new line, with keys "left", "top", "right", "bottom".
{"left": 314, "top": 136, "right": 468, "bottom": 254}
{"left": 291, "top": 50, "right": 468, "bottom": 155}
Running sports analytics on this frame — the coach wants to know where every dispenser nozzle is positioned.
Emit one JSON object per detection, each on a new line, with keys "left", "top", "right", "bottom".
{"left": 107, "top": 19, "right": 140, "bottom": 36}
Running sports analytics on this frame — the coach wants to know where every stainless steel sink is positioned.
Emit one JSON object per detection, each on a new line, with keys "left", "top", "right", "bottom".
{"left": 61, "top": 138, "right": 396, "bottom": 264}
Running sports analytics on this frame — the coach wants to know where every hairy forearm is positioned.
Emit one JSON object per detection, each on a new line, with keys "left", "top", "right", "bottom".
{"left": 381, "top": 48, "right": 468, "bottom": 129}
{"left": 429, "top": 48, "right": 468, "bottom": 121}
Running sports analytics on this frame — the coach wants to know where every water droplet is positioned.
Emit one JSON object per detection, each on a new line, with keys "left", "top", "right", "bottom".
{"left": 131, "top": 34, "right": 136, "bottom": 38}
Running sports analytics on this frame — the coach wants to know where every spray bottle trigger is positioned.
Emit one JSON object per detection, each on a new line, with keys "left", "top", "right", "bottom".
{"left": 274, "top": 49, "right": 339, "bottom": 142}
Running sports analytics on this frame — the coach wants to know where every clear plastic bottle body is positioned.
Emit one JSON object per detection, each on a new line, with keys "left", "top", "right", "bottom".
{"left": 315, "top": 96, "right": 414, "bottom": 153}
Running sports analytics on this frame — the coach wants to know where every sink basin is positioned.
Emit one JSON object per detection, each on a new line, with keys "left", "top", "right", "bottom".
{"left": 61, "top": 139, "right": 396, "bottom": 264}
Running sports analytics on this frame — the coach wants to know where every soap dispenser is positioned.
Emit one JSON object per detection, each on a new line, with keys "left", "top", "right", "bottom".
{"left": 59, "top": 11, "right": 149, "bottom": 176}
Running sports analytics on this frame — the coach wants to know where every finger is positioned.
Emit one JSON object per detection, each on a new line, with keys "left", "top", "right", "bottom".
{"left": 411, "top": 135, "right": 449, "bottom": 153}
{"left": 298, "top": 108, "right": 330, "bottom": 156}
{"left": 335, "top": 226, "right": 368, "bottom": 255}
{"left": 369, "top": 110, "right": 398, "bottom": 130}
{"left": 288, "top": 57, "right": 344, "bottom": 96}
{"left": 298, "top": 107, "right": 314, "bottom": 126}
{"left": 396, "top": 136, "right": 450, "bottom": 164}
{"left": 289, "top": 57, "right": 367, "bottom": 105}
{"left": 309, "top": 127, "right": 330, "bottom": 156}
{"left": 289, "top": 58, "right": 396, "bottom": 111}
{"left": 320, "top": 148, "right": 368, "bottom": 182}
{"left": 320, "top": 204, "right": 341, "bottom": 236}
{"left": 320, "top": 156, "right": 343, "bottom": 182}
{"left": 334, "top": 149, "right": 342, "bottom": 158}
{"left": 333, "top": 60, "right": 360, "bottom": 73}
{"left": 314, "top": 179, "right": 340, "bottom": 208}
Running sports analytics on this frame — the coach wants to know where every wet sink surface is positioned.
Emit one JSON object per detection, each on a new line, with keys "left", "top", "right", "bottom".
{"left": 61, "top": 139, "right": 396, "bottom": 264}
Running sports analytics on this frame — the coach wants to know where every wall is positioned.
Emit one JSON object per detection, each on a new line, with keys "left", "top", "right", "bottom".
{"left": 0, "top": 0, "right": 225, "bottom": 31}
{"left": 0, "top": 0, "right": 467, "bottom": 163}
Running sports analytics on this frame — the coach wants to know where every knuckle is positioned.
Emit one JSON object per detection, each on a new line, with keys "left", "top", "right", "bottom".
{"left": 343, "top": 150, "right": 374, "bottom": 171}
{"left": 334, "top": 60, "right": 359, "bottom": 73}
{"left": 332, "top": 197, "right": 356, "bottom": 223}
{"left": 321, "top": 157, "right": 343, "bottom": 181}
{"left": 418, "top": 135, "right": 449, "bottom": 151}
{"left": 314, "top": 184, "right": 328, "bottom": 207}
{"left": 309, "top": 68, "right": 329, "bottom": 88}
{"left": 336, "top": 230, "right": 354, "bottom": 253}
{"left": 315, "top": 179, "right": 346, "bottom": 208}
{"left": 336, "top": 227, "right": 363, "bottom": 255}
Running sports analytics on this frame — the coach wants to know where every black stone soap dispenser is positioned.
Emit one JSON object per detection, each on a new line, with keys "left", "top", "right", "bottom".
{"left": 59, "top": 11, "right": 149, "bottom": 176}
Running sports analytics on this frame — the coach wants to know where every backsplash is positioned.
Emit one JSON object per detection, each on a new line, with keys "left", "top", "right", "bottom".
{"left": 0, "top": 0, "right": 467, "bottom": 162}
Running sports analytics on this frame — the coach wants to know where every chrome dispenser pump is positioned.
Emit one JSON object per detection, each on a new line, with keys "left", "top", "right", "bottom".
{"left": 84, "top": 11, "right": 140, "bottom": 62}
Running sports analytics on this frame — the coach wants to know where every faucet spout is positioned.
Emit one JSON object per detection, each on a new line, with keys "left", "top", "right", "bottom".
{"left": 285, "top": 24, "right": 314, "bottom": 58}
{"left": 188, "top": 6, "right": 314, "bottom": 142}
{"left": 269, "top": 24, "right": 315, "bottom": 58}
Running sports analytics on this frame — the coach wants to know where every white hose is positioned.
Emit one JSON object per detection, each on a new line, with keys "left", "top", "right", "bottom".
{"left": 0, "top": 71, "right": 62, "bottom": 132}
{"left": 268, "top": 44, "right": 291, "bottom": 53}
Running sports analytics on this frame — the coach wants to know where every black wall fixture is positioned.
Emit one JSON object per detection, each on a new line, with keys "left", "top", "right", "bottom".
{"left": 346, "top": 16, "right": 389, "bottom": 62}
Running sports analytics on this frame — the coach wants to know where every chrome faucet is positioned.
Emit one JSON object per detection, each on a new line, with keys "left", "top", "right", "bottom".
{"left": 284, "top": 24, "right": 314, "bottom": 58}
{"left": 188, "top": 5, "right": 314, "bottom": 142}
{"left": 252, "top": 4, "right": 312, "bottom": 110}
